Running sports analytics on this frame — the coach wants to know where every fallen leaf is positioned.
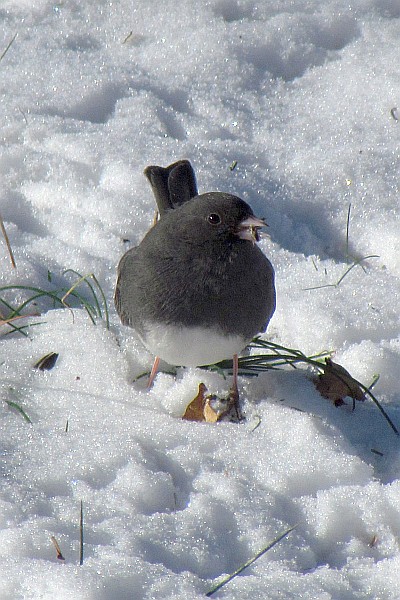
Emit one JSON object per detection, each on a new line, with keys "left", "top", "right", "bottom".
{"left": 203, "top": 396, "right": 220, "bottom": 423}
{"left": 314, "top": 358, "right": 365, "bottom": 406}
{"left": 182, "top": 384, "right": 233, "bottom": 423}
{"left": 182, "top": 383, "right": 208, "bottom": 421}
{"left": 33, "top": 352, "right": 59, "bottom": 371}
{"left": 203, "top": 395, "right": 232, "bottom": 422}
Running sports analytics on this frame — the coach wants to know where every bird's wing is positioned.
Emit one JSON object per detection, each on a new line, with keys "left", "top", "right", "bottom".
{"left": 144, "top": 160, "right": 198, "bottom": 216}
{"left": 114, "top": 246, "right": 139, "bottom": 326}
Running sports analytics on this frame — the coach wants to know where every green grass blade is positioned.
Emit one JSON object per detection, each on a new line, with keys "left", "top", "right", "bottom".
{"left": 206, "top": 524, "right": 298, "bottom": 597}
{"left": 304, "top": 255, "right": 379, "bottom": 291}
{"left": 208, "top": 338, "right": 398, "bottom": 435}
{"left": 0, "top": 211, "right": 16, "bottom": 268}
{"left": 0, "top": 32, "right": 17, "bottom": 62}
{"left": 91, "top": 273, "right": 110, "bottom": 328}
{"left": 5, "top": 399, "right": 32, "bottom": 423}
{"left": 0, "top": 298, "right": 30, "bottom": 336}
{"left": 345, "top": 203, "right": 351, "bottom": 262}
{"left": 358, "top": 382, "right": 399, "bottom": 435}
{"left": 63, "top": 270, "right": 110, "bottom": 327}
{"left": 0, "top": 269, "right": 109, "bottom": 331}
{"left": 0, "top": 285, "right": 65, "bottom": 317}
{"left": 335, "top": 255, "right": 380, "bottom": 287}
{"left": 79, "top": 500, "right": 84, "bottom": 566}
{"left": 62, "top": 271, "right": 100, "bottom": 313}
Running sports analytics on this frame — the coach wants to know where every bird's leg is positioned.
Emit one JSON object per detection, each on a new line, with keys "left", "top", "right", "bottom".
{"left": 147, "top": 356, "right": 160, "bottom": 389}
{"left": 229, "top": 353, "right": 243, "bottom": 421}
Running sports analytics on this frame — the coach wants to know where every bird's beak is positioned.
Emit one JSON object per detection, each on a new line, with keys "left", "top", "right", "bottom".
{"left": 236, "top": 216, "right": 267, "bottom": 242}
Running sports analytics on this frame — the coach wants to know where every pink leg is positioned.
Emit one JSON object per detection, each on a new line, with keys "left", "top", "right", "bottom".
{"left": 147, "top": 356, "right": 160, "bottom": 389}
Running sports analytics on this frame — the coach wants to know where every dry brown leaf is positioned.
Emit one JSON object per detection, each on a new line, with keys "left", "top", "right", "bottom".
{"left": 182, "top": 383, "right": 208, "bottom": 421}
{"left": 203, "top": 396, "right": 220, "bottom": 423}
{"left": 182, "top": 384, "right": 232, "bottom": 423}
{"left": 314, "top": 358, "right": 365, "bottom": 406}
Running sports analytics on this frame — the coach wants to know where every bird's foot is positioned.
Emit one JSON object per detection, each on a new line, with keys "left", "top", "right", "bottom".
{"left": 227, "top": 385, "right": 244, "bottom": 422}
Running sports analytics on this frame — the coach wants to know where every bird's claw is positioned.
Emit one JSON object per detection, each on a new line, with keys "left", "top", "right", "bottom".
{"left": 228, "top": 386, "right": 244, "bottom": 422}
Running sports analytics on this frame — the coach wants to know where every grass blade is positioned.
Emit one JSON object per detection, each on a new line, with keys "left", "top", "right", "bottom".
{"left": 345, "top": 203, "right": 351, "bottom": 261}
{"left": 206, "top": 524, "right": 297, "bottom": 597}
{"left": 50, "top": 536, "right": 65, "bottom": 561}
{"left": 0, "top": 32, "right": 17, "bottom": 62}
{"left": 91, "top": 273, "right": 110, "bottom": 328}
{"left": 0, "top": 212, "right": 16, "bottom": 268}
{"left": 79, "top": 500, "right": 84, "bottom": 566}
{"left": 209, "top": 339, "right": 398, "bottom": 435}
{"left": 304, "top": 255, "right": 379, "bottom": 291}
{"left": 0, "top": 268, "right": 110, "bottom": 336}
{"left": 63, "top": 270, "right": 110, "bottom": 328}
{"left": 5, "top": 400, "right": 32, "bottom": 423}
{"left": 358, "top": 382, "right": 399, "bottom": 435}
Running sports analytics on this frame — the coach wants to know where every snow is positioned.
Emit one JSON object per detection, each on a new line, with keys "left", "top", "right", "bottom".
{"left": 0, "top": 1, "right": 400, "bottom": 598}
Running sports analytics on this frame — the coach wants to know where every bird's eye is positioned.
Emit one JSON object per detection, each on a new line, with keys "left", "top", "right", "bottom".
{"left": 208, "top": 213, "right": 221, "bottom": 225}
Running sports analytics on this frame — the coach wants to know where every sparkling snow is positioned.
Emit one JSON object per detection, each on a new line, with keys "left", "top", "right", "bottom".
{"left": 0, "top": 1, "right": 400, "bottom": 598}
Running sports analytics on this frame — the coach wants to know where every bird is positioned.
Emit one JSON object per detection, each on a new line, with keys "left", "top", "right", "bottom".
{"left": 115, "top": 160, "right": 276, "bottom": 416}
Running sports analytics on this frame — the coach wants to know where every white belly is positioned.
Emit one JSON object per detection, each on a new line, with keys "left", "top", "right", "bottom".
{"left": 141, "top": 322, "right": 247, "bottom": 367}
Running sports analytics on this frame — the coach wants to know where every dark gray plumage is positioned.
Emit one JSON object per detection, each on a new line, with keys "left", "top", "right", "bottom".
{"left": 115, "top": 161, "right": 276, "bottom": 369}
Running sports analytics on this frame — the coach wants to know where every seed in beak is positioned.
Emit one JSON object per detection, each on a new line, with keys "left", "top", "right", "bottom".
{"left": 236, "top": 216, "right": 267, "bottom": 242}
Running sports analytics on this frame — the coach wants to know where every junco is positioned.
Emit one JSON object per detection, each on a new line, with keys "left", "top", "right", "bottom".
{"left": 115, "top": 160, "right": 276, "bottom": 411}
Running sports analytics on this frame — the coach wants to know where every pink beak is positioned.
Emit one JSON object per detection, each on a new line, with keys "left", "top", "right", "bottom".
{"left": 236, "top": 215, "right": 267, "bottom": 242}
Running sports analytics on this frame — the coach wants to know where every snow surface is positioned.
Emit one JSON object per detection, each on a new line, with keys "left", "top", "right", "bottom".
{"left": 1, "top": 1, "right": 400, "bottom": 598}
